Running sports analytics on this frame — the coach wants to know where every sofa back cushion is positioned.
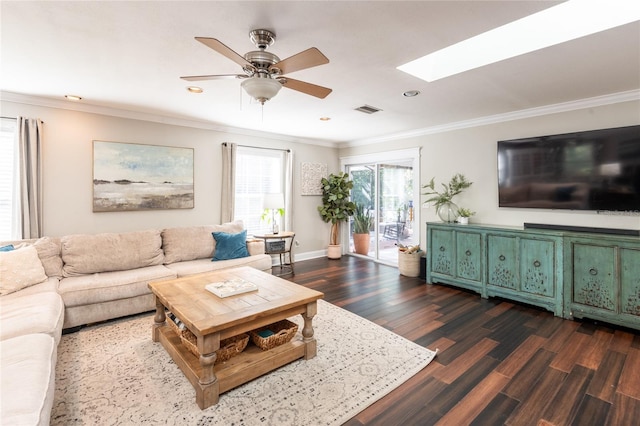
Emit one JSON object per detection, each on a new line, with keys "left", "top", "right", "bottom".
{"left": 0, "top": 245, "right": 48, "bottom": 296}
{"left": 162, "top": 220, "right": 244, "bottom": 264}
{"left": 0, "top": 237, "right": 63, "bottom": 279}
{"left": 61, "top": 230, "right": 164, "bottom": 277}
{"left": 33, "top": 237, "right": 63, "bottom": 279}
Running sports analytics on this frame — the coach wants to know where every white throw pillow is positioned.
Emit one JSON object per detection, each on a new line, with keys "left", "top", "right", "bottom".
{"left": 0, "top": 245, "right": 48, "bottom": 296}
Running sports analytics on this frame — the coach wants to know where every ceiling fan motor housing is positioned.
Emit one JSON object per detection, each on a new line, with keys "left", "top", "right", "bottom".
{"left": 244, "top": 51, "right": 280, "bottom": 72}
{"left": 249, "top": 29, "right": 275, "bottom": 50}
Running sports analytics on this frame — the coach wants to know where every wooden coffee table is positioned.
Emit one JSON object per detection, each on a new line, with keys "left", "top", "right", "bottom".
{"left": 148, "top": 266, "right": 324, "bottom": 409}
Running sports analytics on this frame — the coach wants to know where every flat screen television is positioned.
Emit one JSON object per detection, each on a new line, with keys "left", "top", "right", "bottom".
{"left": 497, "top": 125, "right": 640, "bottom": 212}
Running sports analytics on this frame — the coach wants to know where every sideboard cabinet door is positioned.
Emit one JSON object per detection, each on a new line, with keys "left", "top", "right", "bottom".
{"left": 455, "top": 231, "right": 482, "bottom": 284}
{"left": 571, "top": 243, "right": 616, "bottom": 313}
{"left": 620, "top": 247, "right": 640, "bottom": 317}
{"left": 487, "top": 234, "right": 518, "bottom": 289}
{"left": 520, "top": 238, "right": 556, "bottom": 298}
{"left": 431, "top": 229, "right": 454, "bottom": 277}
{"left": 566, "top": 237, "right": 640, "bottom": 330}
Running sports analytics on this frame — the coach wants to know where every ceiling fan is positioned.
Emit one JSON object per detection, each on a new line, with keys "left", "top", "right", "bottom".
{"left": 181, "top": 29, "right": 332, "bottom": 105}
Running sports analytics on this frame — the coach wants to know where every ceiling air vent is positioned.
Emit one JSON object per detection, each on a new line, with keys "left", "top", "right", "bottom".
{"left": 354, "top": 105, "right": 382, "bottom": 114}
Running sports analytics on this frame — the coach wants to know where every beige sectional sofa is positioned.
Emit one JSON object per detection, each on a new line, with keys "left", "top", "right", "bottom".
{"left": 0, "top": 221, "right": 272, "bottom": 425}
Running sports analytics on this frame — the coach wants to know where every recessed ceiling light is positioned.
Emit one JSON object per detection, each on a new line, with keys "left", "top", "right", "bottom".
{"left": 187, "top": 86, "right": 203, "bottom": 93}
{"left": 403, "top": 90, "right": 420, "bottom": 97}
{"left": 319, "top": 117, "right": 331, "bottom": 121}
{"left": 64, "top": 95, "right": 82, "bottom": 101}
{"left": 398, "top": 0, "right": 640, "bottom": 82}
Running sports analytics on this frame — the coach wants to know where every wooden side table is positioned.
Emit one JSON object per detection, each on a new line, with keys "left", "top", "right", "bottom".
{"left": 253, "top": 231, "right": 295, "bottom": 276}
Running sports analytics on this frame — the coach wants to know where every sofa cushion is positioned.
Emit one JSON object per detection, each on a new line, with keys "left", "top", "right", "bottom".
{"left": 58, "top": 265, "right": 176, "bottom": 307}
{"left": 212, "top": 230, "right": 250, "bottom": 261}
{"left": 165, "top": 254, "right": 273, "bottom": 277}
{"left": 0, "top": 277, "right": 58, "bottom": 303}
{"left": 0, "top": 292, "right": 64, "bottom": 344}
{"left": 0, "top": 237, "right": 63, "bottom": 279}
{"left": 0, "top": 246, "right": 48, "bottom": 296}
{"left": 162, "top": 226, "right": 217, "bottom": 264}
{"left": 62, "top": 229, "right": 164, "bottom": 277}
{"left": 247, "top": 239, "right": 266, "bottom": 256}
{"left": 161, "top": 220, "right": 245, "bottom": 264}
{"left": 33, "top": 237, "right": 63, "bottom": 279}
{"left": 0, "top": 333, "right": 57, "bottom": 426}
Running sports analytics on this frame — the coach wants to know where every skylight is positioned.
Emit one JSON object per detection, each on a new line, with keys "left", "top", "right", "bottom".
{"left": 398, "top": 0, "right": 640, "bottom": 82}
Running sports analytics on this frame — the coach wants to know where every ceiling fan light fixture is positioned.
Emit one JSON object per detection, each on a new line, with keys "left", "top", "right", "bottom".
{"left": 186, "top": 86, "right": 203, "bottom": 93}
{"left": 241, "top": 77, "right": 282, "bottom": 105}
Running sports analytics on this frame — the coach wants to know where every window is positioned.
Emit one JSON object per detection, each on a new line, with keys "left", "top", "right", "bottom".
{"left": 234, "top": 147, "right": 286, "bottom": 236}
{"left": 0, "top": 118, "right": 17, "bottom": 240}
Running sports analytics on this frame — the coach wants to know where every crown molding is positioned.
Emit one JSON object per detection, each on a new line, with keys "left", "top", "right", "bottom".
{"left": 3, "top": 89, "right": 637, "bottom": 150}
{"left": 0, "top": 91, "right": 339, "bottom": 148}
{"left": 342, "top": 89, "right": 640, "bottom": 148}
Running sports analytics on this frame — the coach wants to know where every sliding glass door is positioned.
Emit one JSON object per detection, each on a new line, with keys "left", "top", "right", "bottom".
{"left": 344, "top": 149, "right": 420, "bottom": 266}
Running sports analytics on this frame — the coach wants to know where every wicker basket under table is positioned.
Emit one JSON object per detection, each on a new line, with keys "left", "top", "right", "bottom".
{"left": 166, "top": 313, "right": 249, "bottom": 363}
{"left": 249, "top": 319, "right": 299, "bottom": 351}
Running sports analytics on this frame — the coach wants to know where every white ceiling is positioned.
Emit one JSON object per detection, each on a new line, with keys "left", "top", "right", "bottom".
{"left": 1, "top": 1, "right": 639, "bottom": 146}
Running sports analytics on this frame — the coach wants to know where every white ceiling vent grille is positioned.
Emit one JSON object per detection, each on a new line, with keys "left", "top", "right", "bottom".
{"left": 354, "top": 105, "right": 382, "bottom": 114}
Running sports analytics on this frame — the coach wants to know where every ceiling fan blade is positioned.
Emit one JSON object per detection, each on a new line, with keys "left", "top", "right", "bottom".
{"left": 195, "top": 37, "right": 254, "bottom": 70}
{"left": 281, "top": 77, "right": 332, "bottom": 99}
{"left": 270, "top": 47, "right": 329, "bottom": 75}
{"left": 180, "top": 74, "right": 245, "bottom": 81}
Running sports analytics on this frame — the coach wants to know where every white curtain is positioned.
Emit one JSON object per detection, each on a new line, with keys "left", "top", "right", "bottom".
{"left": 284, "top": 150, "right": 293, "bottom": 232}
{"left": 14, "top": 117, "right": 43, "bottom": 239}
{"left": 220, "top": 142, "right": 236, "bottom": 223}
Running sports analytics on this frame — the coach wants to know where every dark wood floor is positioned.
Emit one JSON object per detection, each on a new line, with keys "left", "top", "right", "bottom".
{"left": 283, "top": 256, "right": 640, "bottom": 426}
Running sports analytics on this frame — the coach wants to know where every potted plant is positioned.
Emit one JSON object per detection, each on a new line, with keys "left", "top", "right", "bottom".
{"left": 352, "top": 203, "right": 372, "bottom": 255}
{"left": 318, "top": 172, "right": 356, "bottom": 259}
{"left": 422, "top": 173, "right": 473, "bottom": 222}
{"left": 457, "top": 208, "right": 475, "bottom": 224}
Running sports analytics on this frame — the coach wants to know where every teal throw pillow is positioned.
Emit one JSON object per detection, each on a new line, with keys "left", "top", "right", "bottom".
{"left": 0, "top": 244, "right": 15, "bottom": 252}
{"left": 212, "top": 230, "right": 250, "bottom": 261}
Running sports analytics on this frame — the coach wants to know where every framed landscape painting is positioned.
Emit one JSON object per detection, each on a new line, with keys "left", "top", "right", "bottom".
{"left": 93, "top": 141, "right": 194, "bottom": 212}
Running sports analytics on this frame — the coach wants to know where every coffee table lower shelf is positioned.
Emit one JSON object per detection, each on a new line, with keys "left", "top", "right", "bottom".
{"left": 156, "top": 324, "right": 306, "bottom": 408}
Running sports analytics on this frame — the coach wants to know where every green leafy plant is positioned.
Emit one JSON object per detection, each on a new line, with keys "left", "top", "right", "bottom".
{"left": 260, "top": 208, "right": 285, "bottom": 223}
{"left": 458, "top": 208, "right": 476, "bottom": 218}
{"left": 318, "top": 172, "right": 356, "bottom": 245}
{"left": 353, "top": 203, "right": 372, "bottom": 234}
{"left": 422, "top": 173, "right": 473, "bottom": 208}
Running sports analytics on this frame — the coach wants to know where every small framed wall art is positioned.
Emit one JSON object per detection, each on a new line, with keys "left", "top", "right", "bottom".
{"left": 300, "top": 162, "right": 327, "bottom": 196}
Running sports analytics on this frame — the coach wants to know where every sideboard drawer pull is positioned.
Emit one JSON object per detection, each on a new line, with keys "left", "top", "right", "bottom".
{"left": 533, "top": 260, "right": 541, "bottom": 268}
{"left": 440, "top": 246, "right": 445, "bottom": 252}
{"left": 465, "top": 250, "right": 472, "bottom": 256}
{"left": 589, "top": 268, "right": 598, "bottom": 276}
{"left": 499, "top": 255, "right": 506, "bottom": 261}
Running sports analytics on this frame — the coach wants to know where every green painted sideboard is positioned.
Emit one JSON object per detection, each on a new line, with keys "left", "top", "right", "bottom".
{"left": 426, "top": 222, "right": 640, "bottom": 330}
{"left": 564, "top": 234, "right": 640, "bottom": 330}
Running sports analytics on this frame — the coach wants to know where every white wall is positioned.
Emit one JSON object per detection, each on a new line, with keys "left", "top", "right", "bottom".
{"left": 340, "top": 100, "right": 640, "bottom": 250}
{"left": 4, "top": 99, "right": 638, "bottom": 257}
{"left": 1, "top": 100, "right": 338, "bottom": 255}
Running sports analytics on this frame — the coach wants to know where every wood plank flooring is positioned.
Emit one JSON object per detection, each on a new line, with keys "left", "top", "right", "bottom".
{"left": 283, "top": 256, "right": 640, "bottom": 426}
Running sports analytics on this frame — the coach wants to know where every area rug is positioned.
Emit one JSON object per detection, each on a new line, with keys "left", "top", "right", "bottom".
{"left": 51, "top": 300, "right": 437, "bottom": 425}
